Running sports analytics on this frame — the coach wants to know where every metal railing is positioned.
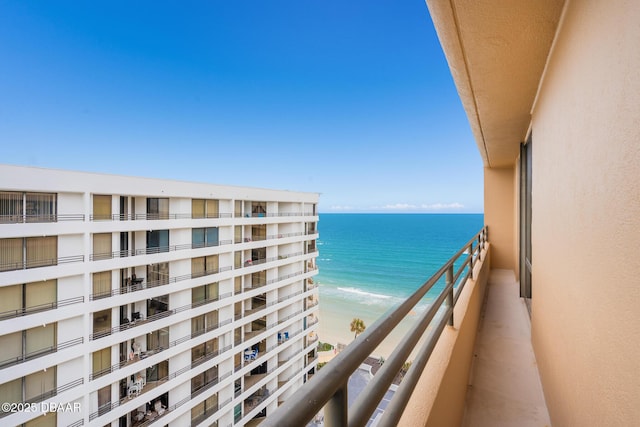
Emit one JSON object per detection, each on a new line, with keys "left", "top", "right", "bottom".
{"left": 0, "top": 337, "right": 84, "bottom": 368}
{"left": 0, "top": 213, "right": 85, "bottom": 223}
{"left": 262, "top": 226, "right": 488, "bottom": 427}
{"left": 89, "top": 213, "right": 233, "bottom": 221}
{"left": 0, "top": 296, "right": 84, "bottom": 320}
{"left": 89, "top": 292, "right": 233, "bottom": 341}
{"left": 0, "top": 378, "right": 84, "bottom": 419}
{"left": 0, "top": 254, "right": 84, "bottom": 272}
{"left": 89, "top": 266, "right": 232, "bottom": 300}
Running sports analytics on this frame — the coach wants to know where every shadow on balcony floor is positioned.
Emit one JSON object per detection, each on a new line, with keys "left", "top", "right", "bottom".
{"left": 462, "top": 269, "right": 550, "bottom": 427}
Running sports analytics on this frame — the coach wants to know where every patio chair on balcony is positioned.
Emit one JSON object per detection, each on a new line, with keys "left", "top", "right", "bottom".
{"left": 154, "top": 400, "right": 166, "bottom": 416}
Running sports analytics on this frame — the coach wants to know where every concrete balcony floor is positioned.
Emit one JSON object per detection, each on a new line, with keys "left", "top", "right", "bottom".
{"left": 462, "top": 269, "right": 551, "bottom": 427}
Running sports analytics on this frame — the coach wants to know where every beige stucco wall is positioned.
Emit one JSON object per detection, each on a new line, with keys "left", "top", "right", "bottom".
{"left": 484, "top": 167, "right": 516, "bottom": 270}
{"left": 530, "top": 1, "right": 640, "bottom": 425}
{"left": 399, "top": 245, "right": 491, "bottom": 427}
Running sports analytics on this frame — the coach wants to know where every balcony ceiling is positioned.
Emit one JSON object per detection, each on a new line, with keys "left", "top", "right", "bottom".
{"left": 426, "top": 0, "right": 565, "bottom": 167}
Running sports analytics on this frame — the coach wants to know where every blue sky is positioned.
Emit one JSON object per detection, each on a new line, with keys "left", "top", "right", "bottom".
{"left": 0, "top": 1, "right": 483, "bottom": 213}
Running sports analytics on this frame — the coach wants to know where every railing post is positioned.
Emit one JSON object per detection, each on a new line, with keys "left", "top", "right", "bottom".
{"left": 325, "top": 383, "right": 348, "bottom": 427}
{"left": 445, "top": 265, "right": 454, "bottom": 326}
{"left": 469, "top": 242, "right": 475, "bottom": 279}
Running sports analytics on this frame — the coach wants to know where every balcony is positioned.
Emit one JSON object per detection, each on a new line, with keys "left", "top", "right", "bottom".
{"left": 263, "top": 227, "right": 551, "bottom": 427}
{"left": 262, "top": 227, "right": 492, "bottom": 427}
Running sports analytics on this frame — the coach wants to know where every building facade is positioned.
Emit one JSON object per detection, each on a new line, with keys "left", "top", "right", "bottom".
{"left": 0, "top": 165, "right": 320, "bottom": 427}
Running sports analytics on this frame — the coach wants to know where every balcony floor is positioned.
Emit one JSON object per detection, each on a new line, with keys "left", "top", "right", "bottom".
{"left": 462, "top": 269, "right": 551, "bottom": 427}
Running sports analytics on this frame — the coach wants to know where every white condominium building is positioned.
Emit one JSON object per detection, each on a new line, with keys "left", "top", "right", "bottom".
{"left": 0, "top": 165, "right": 320, "bottom": 427}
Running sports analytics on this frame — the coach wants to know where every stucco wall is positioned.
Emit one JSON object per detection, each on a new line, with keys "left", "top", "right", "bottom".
{"left": 530, "top": 1, "right": 640, "bottom": 425}
{"left": 484, "top": 167, "right": 515, "bottom": 270}
{"left": 398, "top": 245, "right": 491, "bottom": 427}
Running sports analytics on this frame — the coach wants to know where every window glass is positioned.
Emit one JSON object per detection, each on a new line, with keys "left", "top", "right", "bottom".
{"left": 93, "top": 234, "right": 112, "bottom": 260}
{"left": 25, "top": 367, "right": 55, "bottom": 400}
{"left": 92, "top": 347, "right": 111, "bottom": 375}
{"left": 92, "top": 272, "right": 111, "bottom": 298}
{"left": 93, "top": 309, "right": 111, "bottom": 335}
{"left": 0, "top": 238, "right": 24, "bottom": 271}
{"left": 0, "top": 284, "right": 21, "bottom": 315}
{"left": 192, "top": 199, "right": 205, "bottom": 219}
{"left": 25, "top": 193, "right": 56, "bottom": 222}
{"left": 26, "top": 236, "right": 57, "bottom": 268}
{"left": 0, "top": 378, "right": 21, "bottom": 405}
{"left": 206, "top": 227, "right": 219, "bottom": 246}
{"left": 206, "top": 199, "right": 219, "bottom": 218}
{"left": 93, "top": 195, "right": 112, "bottom": 220}
{"left": 26, "top": 323, "right": 56, "bottom": 355}
{"left": 26, "top": 279, "right": 57, "bottom": 309}
{"left": 0, "top": 192, "right": 23, "bottom": 222}
{"left": 147, "top": 230, "right": 169, "bottom": 252}
{"left": 192, "top": 257, "right": 205, "bottom": 277}
{"left": 0, "top": 331, "right": 21, "bottom": 364}
{"left": 192, "top": 286, "right": 206, "bottom": 304}
{"left": 205, "top": 255, "right": 218, "bottom": 273}
{"left": 192, "top": 228, "right": 205, "bottom": 248}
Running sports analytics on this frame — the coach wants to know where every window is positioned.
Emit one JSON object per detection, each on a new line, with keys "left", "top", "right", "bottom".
{"left": 147, "top": 198, "right": 169, "bottom": 220}
{"left": 234, "top": 200, "right": 242, "bottom": 217}
{"left": 191, "top": 310, "right": 218, "bottom": 335}
{"left": 251, "top": 225, "right": 266, "bottom": 241}
{"left": 191, "top": 368, "right": 218, "bottom": 394}
{"left": 25, "top": 413, "right": 57, "bottom": 427}
{"left": 191, "top": 255, "right": 219, "bottom": 278}
{"left": 0, "top": 192, "right": 56, "bottom": 223}
{"left": 93, "top": 233, "right": 112, "bottom": 260}
{"left": 92, "top": 271, "right": 112, "bottom": 298}
{"left": 0, "top": 191, "right": 23, "bottom": 223}
{"left": 25, "top": 368, "right": 56, "bottom": 400}
{"left": 97, "top": 385, "right": 111, "bottom": 415}
{"left": 147, "top": 262, "right": 169, "bottom": 286}
{"left": 234, "top": 226, "right": 242, "bottom": 243}
{"left": 93, "top": 309, "right": 111, "bottom": 336}
{"left": 251, "top": 202, "right": 266, "bottom": 217}
{"left": 147, "top": 327, "right": 169, "bottom": 350}
{"left": 192, "top": 227, "right": 219, "bottom": 248}
{"left": 0, "top": 279, "right": 58, "bottom": 317}
{"left": 25, "top": 193, "right": 57, "bottom": 222}
{"left": 0, "top": 238, "right": 22, "bottom": 271}
{"left": 0, "top": 237, "right": 58, "bottom": 271}
{"left": 191, "top": 338, "right": 219, "bottom": 364}
{"left": 92, "top": 347, "right": 111, "bottom": 376}
{"left": 93, "top": 195, "right": 112, "bottom": 220}
{"left": 26, "top": 236, "right": 57, "bottom": 268}
{"left": 148, "top": 295, "right": 169, "bottom": 317}
{"left": 192, "top": 282, "right": 219, "bottom": 305}
{"left": 0, "top": 323, "right": 57, "bottom": 367}
{"left": 147, "top": 230, "right": 169, "bottom": 253}
{"left": 192, "top": 199, "right": 219, "bottom": 219}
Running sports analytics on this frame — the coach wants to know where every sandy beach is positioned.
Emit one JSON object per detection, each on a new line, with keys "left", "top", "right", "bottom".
{"left": 317, "top": 290, "right": 423, "bottom": 360}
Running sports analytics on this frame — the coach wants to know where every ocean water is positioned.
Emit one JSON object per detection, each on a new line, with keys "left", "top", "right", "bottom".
{"left": 316, "top": 213, "right": 484, "bottom": 350}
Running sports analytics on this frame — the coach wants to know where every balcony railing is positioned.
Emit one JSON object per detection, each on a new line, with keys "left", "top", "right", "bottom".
{"left": 0, "top": 296, "right": 84, "bottom": 320}
{"left": 90, "top": 240, "right": 233, "bottom": 261}
{"left": 262, "top": 226, "right": 488, "bottom": 427}
{"left": 0, "top": 337, "right": 84, "bottom": 369}
{"left": 0, "top": 254, "right": 84, "bottom": 272}
{"left": 0, "top": 214, "right": 85, "bottom": 223}
{"left": 89, "top": 292, "right": 232, "bottom": 341}
{"left": 89, "top": 213, "right": 234, "bottom": 221}
{"left": 89, "top": 266, "right": 232, "bottom": 300}
{"left": 0, "top": 378, "right": 84, "bottom": 419}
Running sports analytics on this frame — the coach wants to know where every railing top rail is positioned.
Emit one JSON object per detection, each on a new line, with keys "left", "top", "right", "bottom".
{"left": 261, "top": 226, "right": 488, "bottom": 427}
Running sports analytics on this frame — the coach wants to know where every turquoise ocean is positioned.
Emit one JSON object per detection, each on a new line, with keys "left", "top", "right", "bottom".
{"left": 315, "top": 213, "right": 484, "bottom": 354}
